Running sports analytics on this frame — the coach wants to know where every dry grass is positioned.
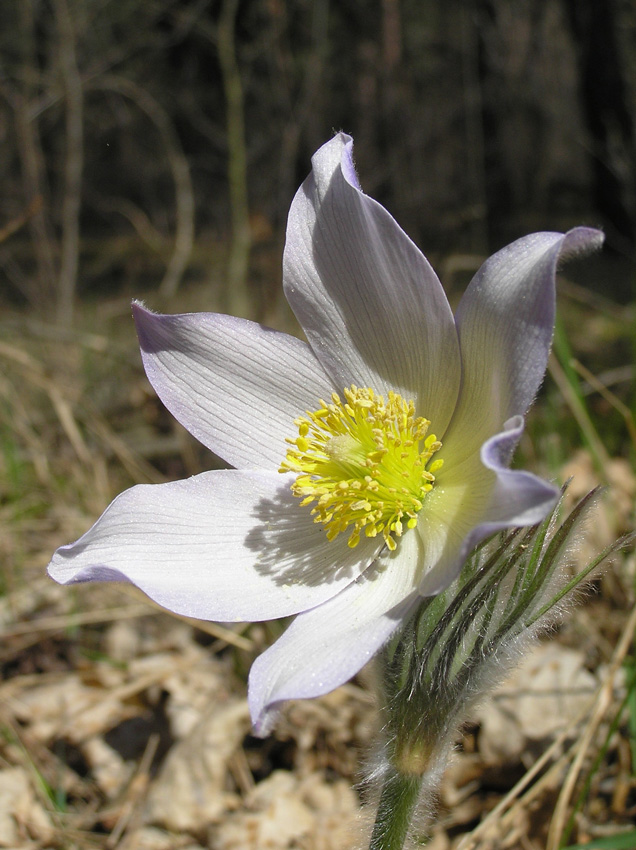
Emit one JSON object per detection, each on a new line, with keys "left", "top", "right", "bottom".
{"left": 1, "top": 282, "right": 635, "bottom": 850}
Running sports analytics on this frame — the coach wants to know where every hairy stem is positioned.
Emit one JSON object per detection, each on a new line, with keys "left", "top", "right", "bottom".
{"left": 369, "top": 771, "right": 423, "bottom": 850}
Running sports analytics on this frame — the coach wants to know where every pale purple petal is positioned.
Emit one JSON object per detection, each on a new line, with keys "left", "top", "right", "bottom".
{"left": 48, "top": 470, "right": 381, "bottom": 622}
{"left": 444, "top": 227, "right": 604, "bottom": 462}
{"left": 47, "top": 125, "right": 604, "bottom": 742}
{"left": 248, "top": 531, "right": 423, "bottom": 735}
{"left": 283, "top": 133, "right": 461, "bottom": 436}
{"left": 417, "top": 416, "right": 559, "bottom": 596}
{"left": 133, "top": 304, "right": 334, "bottom": 471}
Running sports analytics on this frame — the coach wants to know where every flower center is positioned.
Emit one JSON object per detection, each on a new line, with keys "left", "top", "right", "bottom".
{"left": 280, "top": 386, "right": 443, "bottom": 551}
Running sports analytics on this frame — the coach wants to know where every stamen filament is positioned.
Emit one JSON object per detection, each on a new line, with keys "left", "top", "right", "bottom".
{"left": 280, "top": 386, "right": 444, "bottom": 551}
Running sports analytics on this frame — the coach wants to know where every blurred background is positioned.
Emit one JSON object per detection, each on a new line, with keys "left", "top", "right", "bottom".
{"left": 1, "top": 0, "right": 635, "bottom": 324}
{"left": 1, "top": 3, "right": 635, "bottom": 848}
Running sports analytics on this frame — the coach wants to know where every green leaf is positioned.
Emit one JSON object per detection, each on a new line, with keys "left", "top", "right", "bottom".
{"left": 562, "top": 831, "right": 636, "bottom": 850}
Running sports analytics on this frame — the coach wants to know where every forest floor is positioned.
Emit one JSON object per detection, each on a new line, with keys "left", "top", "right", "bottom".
{"left": 1, "top": 263, "right": 635, "bottom": 850}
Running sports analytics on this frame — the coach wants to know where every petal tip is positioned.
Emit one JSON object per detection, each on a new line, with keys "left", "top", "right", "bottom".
{"left": 47, "top": 551, "right": 129, "bottom": 588}
{"left": 132, "top": 301, "right": 168, "bottom": 354}
{"left": 249, "top": 705, "right": 279, "bottom": 739}
{"left": 131, "top": 299, "right": 156, "bottom": 328}
{"left": 561, "top": 226, "right": 605, "bottom": 261}
{"left": 309, "top": 132, "right": 361, "bottom": 194}
{"left": 336, "top": 133, "right": 360, "bottom": 191}
{"left": 248, "top": 666, "right": 281, "bottom": 738}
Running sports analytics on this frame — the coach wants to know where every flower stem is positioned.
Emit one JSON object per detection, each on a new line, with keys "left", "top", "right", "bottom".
{"left": 369, "top": 771, "right": 423, "bottom": 850}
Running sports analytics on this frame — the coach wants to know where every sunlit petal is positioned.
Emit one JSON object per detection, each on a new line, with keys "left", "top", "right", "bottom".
{"left": 445, "top": 227, "right": 604, "bottom": 462}
{"left": 249, "top": 531, "right": 422, "bottom": 735}
{"left": 134, "top": 303, "right": 334, "bottom": 470}
{"left": 48, "top": 133, "right": 603, "bottom": 735}
{"left": 49, "top": 470, "right": 380, "bottom": 622}
{"left": 284, "top": 133, "right": 461, "bottom": 435}
{"left": 417, "top": 416, "right": 559, "bottom": 595}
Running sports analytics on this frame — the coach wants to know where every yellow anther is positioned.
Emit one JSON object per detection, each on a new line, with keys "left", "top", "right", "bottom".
{"left": 281, "top": 386, "right": 443, "bottom": 551}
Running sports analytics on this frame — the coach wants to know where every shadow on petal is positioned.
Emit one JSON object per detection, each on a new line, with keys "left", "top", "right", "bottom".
{"left": 245, "top": 480, "right": 381, "bottom": 589}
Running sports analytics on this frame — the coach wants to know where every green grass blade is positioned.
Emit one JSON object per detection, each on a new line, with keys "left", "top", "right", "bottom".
{"left": 561, "top": 831, "right": 636, "bottom": 850}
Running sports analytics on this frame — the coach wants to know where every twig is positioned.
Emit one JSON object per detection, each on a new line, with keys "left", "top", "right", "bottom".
{"left": 0, "top": 604, "right": 152, "bottom": 638}
{"left": 53, "top": 0, "right": 84, "bottom": 326}
{"left": 546, "top": 603, "right": 636, "bottom": 850}
{"left": 217, "top": 0, "right": 252, "bottom": 314}
{"left": 106, "top": 732, "right": 160, "bottom": 848}
{"left": 0, "top": 195, "right": 43, "bottom": 243}
{"left": 571, "top": 358, "right": 636, "bottom": 449}
{"left": 548, "top": 352, "right": 610, "bottom": 473}
{"left": 89, "top": 75, "right": 195, "bottom": 299}
{"left": 456, "top": 698, "right": 593, "bottom": 850}
{"left": 119, "top": 585, "right": 253, "bottom": 651}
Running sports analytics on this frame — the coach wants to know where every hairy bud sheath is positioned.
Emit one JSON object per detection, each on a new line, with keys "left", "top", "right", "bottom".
{"left": 367, "top": 486, "right": 633, "bottom": 850}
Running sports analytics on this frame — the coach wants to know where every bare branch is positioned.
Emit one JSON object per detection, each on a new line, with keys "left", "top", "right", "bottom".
{"left": 217, "top": 0, "right": 251, "bottom": 315}
{"left": 90, "top": 75, "right": 195, "bottom": 299}
{"left": 53, "top": 0, "right": 84, "bottom": 326}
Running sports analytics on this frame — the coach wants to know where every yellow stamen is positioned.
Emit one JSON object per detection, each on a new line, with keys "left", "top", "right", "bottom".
{"left": 280, "top": 386, "right": 443, "bottom": 551}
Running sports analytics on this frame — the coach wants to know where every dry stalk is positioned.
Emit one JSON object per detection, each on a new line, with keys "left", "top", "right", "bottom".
{"left": 0, "top": 604, "right": 152, "bottom": 638}
{"left": 546, "top": 602, "right": 636, "bottom": 850}
{"left": 106, "top": 732, "right": 160, "bottom": 848}
{"left": 119, "top": 585, "right": 254, "bottom": 651}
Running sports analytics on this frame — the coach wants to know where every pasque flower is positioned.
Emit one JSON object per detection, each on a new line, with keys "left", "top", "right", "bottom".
{"left": 48, "top": 133, "right": 602, "bottom": 735}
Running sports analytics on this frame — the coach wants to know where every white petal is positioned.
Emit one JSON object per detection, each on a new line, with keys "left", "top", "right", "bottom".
{"left": 133, "top": 303, "right": 334, "bottom": 470}
{"left": 283, "top": 133, "right": 461, "bottom": 434}
{"left": 417, "top": 417, "right": 559, "bottom": 596}
{"left": 248, "top": 531, "right": 423, "bottom": 735}
{"left": 48, "top": 470, "right": 381, "bottom": 622}
{"left": 445, "top": 227, "right": 603, "bottom": 461}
